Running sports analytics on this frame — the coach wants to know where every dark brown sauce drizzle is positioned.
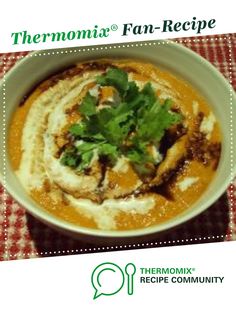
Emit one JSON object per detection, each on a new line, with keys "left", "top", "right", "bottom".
{"left": 159, "top": 123, "right": 187, "bottom": 157}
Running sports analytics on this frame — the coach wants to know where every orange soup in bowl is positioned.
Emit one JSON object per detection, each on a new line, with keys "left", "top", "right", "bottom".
{"left": 8, "top": 59, "right": 221, "bottom": 231}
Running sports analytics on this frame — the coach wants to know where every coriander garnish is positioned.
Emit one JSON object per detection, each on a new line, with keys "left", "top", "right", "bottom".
{"left": 60, "top": 67, "right": 182, "bottom": 174}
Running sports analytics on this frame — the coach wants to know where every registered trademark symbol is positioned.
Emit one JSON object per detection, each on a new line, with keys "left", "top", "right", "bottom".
{"left": 111, "top": 24, "right": 118, "bottom": 31}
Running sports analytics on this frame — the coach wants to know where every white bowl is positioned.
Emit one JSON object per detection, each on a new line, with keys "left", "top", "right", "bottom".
{"left": 1, "top": 40, "right": 236, "bottom": 240}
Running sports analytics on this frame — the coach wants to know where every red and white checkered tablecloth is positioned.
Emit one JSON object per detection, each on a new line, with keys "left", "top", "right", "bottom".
{"left": 0, "top": 34, "right": 236, "bottom": 261}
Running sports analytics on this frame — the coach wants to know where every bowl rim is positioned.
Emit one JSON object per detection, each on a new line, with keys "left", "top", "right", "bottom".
{"left": 1, "top": 39, "right": 236, "bottom": 238}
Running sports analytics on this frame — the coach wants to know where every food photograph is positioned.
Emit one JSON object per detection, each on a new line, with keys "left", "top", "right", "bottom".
{"left": 0, "top": 33, "right": 236, "bottom": 260}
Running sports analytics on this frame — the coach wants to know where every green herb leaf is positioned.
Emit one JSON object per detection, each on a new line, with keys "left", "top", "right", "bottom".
{"left": 60, "top": 147, "right": 80, "bottom": 168}
{"left": 97, "top": 108, "right": 134, "bottom": 146}
{"left": 96, "top": 68, "right": 128, "bottom": 95}
{"left": 69, "top": 123, "right": 87, "bottom": 136}
{"left": 125, "top": 142, "right": 153, "bottom": 164}
{"left": 79, "top": 92, "right": 97, "bottom": 116}
{"left": 141, "top": 82, "right": 157, "bottom": 104}
{"left": 77, "top": 151, "right": 94, "bottom": 172}
{"left": 136, "top": 99, "right": 182, "bottom": 143}
{"left": 125, "top": 143, "right": 155, "bottom": 175}
{"left": 98, "top": 143, "right": 119, "bottom": 163}
{"left": 125, "top": 81, "right": 139, "bottom": 102}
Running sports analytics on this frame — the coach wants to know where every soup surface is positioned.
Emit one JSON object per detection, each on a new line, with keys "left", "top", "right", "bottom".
{"left": 8, "top": 59, "right": 221, "bottom": 230}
